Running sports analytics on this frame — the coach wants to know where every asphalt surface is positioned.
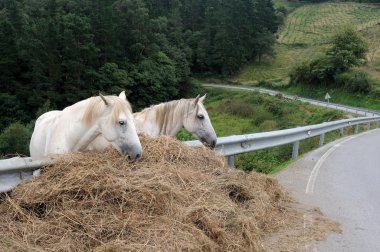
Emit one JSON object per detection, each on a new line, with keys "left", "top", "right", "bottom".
{"left": 203, "top": 83, "right": 380, "bottom": 116}
{"left": 274, "top": 129, "right": 380, "bottom": 252}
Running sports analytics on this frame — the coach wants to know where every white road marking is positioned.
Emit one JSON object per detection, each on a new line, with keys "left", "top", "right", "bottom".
{"left": 305, "top": 129, "right": 378, "bottom": 195}
{"left": 305, "top": 137, "right": 356, "bottom": 195}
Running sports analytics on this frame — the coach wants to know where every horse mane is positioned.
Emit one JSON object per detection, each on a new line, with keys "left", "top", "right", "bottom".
{"left": 82, "top": 96, "right": 132, "bottom": 124}
{"left": 138, "top": 98, "right": 198, "bottom": 134}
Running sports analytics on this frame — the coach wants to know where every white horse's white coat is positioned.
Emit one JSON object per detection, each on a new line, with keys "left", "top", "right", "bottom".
{"left": 30, "top": 92, "right": 142, "bottom": 160}
{"left": 87, "top": 95, "right": 217, "bottom": 150}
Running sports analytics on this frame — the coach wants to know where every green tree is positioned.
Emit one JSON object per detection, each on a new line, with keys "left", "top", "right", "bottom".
{"left": 0, "top": 0, "right": 281, "bottom": 137}
{"left": 327, "top": 26, "right": 368, "bottom": 72}
{"left": 290, "top": 27, "right": 369, "bottom": 88}
{"left": 0, "top": 122, "right": 31, "bottom": 157}
{"left": 0, "top": 93, "right": 26, "bottom": 130}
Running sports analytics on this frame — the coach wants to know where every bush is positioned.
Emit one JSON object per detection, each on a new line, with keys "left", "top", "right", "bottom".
{"left": 289, "top": 56, "right": 337, "bottom": 87}
{"left": 176, "top": 129, "right": 194, "bottom": 141}
{"left": 306, "top": 110, "right": 344, "bottom": 125}
{"left": 289, "top": 61, "right": 312, "bottom": 86}
{"left": 236, "top": 144, "right": 292, "bottom": 173}
{"left": 334, "top": 70, "right": 373, "bottom": 94}
{"left": 0, "top": 122, "right": 32, "bottom": 157}
{"left": 259, "top": 120, "right": 277, "bottom": 131}
{"left": 251, "top": 109, "right": 274, "bottom": 126}
{"left": 266, "top": 100, "right": 285, "bottom": 116}
{"left": 214, "top": 100, "right": 258, "bottom": 118}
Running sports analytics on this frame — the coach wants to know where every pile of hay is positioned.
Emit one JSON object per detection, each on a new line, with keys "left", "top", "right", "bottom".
{"left": 0, "top": 136, "right": 333, "bottom": 251}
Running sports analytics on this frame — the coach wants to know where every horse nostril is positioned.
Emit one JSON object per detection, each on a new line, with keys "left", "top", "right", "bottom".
{"left": 211, "top": 140, "right": 216, "bottom": 148}
{"left": 135, "top": 154, "right": 140, "bottom": 159}
{"left": 127, "top": 155, "right": 131, "bottom": 160}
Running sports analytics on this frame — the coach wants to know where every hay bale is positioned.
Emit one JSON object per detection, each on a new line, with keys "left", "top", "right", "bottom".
{"left": 0, "top": 136, "right": 335, "bottom": 251}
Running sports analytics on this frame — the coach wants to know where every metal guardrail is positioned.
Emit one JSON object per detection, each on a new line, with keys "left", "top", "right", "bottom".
{"left": 1, "top": 116, "right": 379, "bottom": 193}
{"left": 0, "top": 157, "right": 53, "bottom": 192}
{"left": 185, "top": 116, "right": 380, "bottom": 167}
{"left": 203, "top": 84, "right": 380, "bottom": 116}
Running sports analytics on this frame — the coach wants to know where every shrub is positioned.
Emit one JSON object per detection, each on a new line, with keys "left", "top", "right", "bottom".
{"left": 259, "top": 120, "right": 277, "bottom": 131}
{"left": 334, "top": 70, "right": 373, "bottom": 94}
{"left": 251, "top": 110, "right": 274, "bottom": 126}
{"left": 289, "top": 61, "right": 312, "bottom": 86}
{"left": 306, "top": 110, "right": 344, "bottom": 125}
{"left": 0, "top": 122, "right": 32, "bottom": 157}
{"left": 215, "top": 100, "right": 257, "bottom": 118}
{"left": 236, "top": 144, "right": 292, "bottom": 173}
{"left": 266, "top": 100, "right": 285, "bottom": 116}
{"left": 290, "top": 56, "right": 337, "bottom": 86}
{"left": 176, "top": 129, "right": 194, "bottom": 141}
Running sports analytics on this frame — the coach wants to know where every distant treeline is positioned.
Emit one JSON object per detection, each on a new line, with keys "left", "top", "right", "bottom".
{"left": 0, "top": 0, "right": 281, "bottom": 130}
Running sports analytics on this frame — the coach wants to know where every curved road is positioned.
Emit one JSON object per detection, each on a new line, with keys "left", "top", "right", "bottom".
{"left": 203, "top": 83, "right": 380, "bottom": 116}
{"left": 274, "top": 129, "right": 380, "bottom": 251}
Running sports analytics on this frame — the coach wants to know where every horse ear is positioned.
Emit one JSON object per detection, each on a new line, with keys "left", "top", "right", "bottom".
{"left": 119, "top": 91, "right": 127, "bottom": 100}
{"left": 99, "top": 93, "right": 109, "bottom": 106}
{"left": 194, "top": 94, "right": 200, "bottom": 106}
{"left": 199, "top": 94, "right": 206, "bottom": 103}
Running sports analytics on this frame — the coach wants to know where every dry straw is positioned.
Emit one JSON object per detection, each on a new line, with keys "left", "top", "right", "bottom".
{"left": 0, "top": 135, "right": 314, "bottom": 251}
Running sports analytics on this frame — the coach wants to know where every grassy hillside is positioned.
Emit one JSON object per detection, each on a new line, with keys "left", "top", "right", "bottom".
{"left": 234, "top": 2, "right": 380, "bottom": 85}
{"left": 178, "top": 88, "right": 349, "bottom": 173}
{"left": 236, "top": 44, "right": 325, "bottom": 85}
{"left": 278, "top": 3, "right": 380, "bottom": 45}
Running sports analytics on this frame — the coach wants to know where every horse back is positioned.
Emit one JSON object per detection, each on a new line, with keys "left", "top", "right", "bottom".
{"left": 30, "top": 110, "right": 62, "bottom": 159}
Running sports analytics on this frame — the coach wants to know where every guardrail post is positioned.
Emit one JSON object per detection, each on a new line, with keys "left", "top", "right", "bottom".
{"left": 354, "top": 124, "right": 359, "bottom": 134}
{"left": 319, "top": 133, "right": 325, "bottom": 146}
{"left": 227, "top": 155, "right": 235, "bottom": 168}
{"left": 339, "top": 128, "right": 344, "bottom": 136}
{"left": 367, "top": 122, "right": 371, "bottom": 130}
{"left": 292, "top": 141, "right": 300, "bottom": 160}
{"left": 376, "top": 121, "right": 379, "bottom": 128}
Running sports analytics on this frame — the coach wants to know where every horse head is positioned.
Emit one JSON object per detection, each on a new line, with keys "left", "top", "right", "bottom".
{"left": 183, "top": 95, "right": 217, "bottom": 148}
{"left": 96, "top": 91, "right": 142, "bottom": 160}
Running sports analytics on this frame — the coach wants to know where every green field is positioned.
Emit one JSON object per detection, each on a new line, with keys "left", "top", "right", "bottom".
{"left": 234, "top": 2, "right": 380, "bottom": 84}
{"left": 278, "top": 3, "right": 380, "bottom": 45}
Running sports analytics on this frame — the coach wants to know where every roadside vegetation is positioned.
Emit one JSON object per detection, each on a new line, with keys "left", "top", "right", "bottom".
{"left": 231, "top": 1, "right": 380, "bottom": 112}
{"left": 237, "top": 2, "right": 380, "bottom": 84}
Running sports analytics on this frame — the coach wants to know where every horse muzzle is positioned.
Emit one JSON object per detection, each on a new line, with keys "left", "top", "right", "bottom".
{"left": 200, "top": 137, "right": 217, "bottom": 149}
{"left": 118, "top": 143, "right": 143, "bottom": 161}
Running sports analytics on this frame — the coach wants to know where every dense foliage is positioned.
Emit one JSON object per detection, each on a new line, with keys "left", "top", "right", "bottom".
{"left": 0, "top": 0, "right": 281, "bottom": 133}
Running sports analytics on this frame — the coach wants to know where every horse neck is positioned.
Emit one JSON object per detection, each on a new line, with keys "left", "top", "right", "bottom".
{"left": 136, "top": 100, "right": 186, "bottom": 136}
{"left": 63, "top": 98, "right": 104, "bottom": 151}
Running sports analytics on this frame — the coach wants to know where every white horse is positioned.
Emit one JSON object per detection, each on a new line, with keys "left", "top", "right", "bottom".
{"left": 86, "top": 95, "right": 217, "bottom": 151}
{"left": 30, "top": 91, "right": 142, "bottom": 160}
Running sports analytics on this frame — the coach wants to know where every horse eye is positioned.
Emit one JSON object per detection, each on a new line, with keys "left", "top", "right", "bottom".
{"left": 197, "top": 115, "right": 204, "bottom": 119}
{"left": 118, "top": 120, "right": 126, "bottom": 126}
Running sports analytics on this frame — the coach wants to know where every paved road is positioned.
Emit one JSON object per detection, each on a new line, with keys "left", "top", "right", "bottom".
{"left": 203, "top": 83, "right": 380, "bottom": 116}
{"left": 274, "top": 129, "right": 380, "bottom": 252}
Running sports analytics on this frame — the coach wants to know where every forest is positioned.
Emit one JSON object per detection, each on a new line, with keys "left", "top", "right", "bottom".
{"left": 0, "top": 0, "right": 281, "bottom": 132}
